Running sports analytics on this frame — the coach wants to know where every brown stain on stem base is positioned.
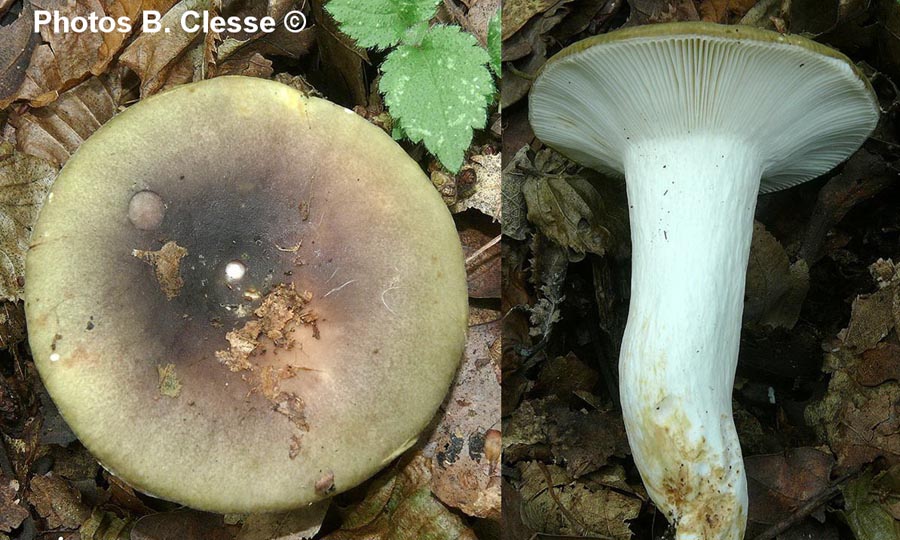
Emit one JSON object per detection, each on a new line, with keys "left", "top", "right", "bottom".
{"left": 632, "top": 401, "right": 745, "bottom": 540}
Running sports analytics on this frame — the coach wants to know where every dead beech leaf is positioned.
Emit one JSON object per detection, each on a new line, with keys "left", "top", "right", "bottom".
{"left": 325, "top": 454, "right": 478, "bottom": 540}
{"left": 32, "top": 0, "right": 178, "bottom": 81}
{"left": 840, "top": 284, "right": 896, "bottom": 351}
{"left": 119, "top": 0, "right": 213, "bottom": 96}
{"left": 806, "top": 364, "right": 900, "bottom": 473}
{"left": 213, "top": 19, "right": 315, "bottom": 75}
{"left": 216, "top": 51, "right": 274, "bottom": 78}
{"left": 0, "top": 475, "right": 28, "bottom": 532}
{"left": 16, "top": 0, "right": 135, "bottom": 104}
{"left": 744, "top": 222, "right": 809, "bottom": 329}
{"left": 28, "top": 473, "right": 91, "bottom": 528}
{"left": 131, "top": 510, "right": 234, "bottom": 540}
{"left": 857, "top": 344, "right": 900, "bottom": 386}
{"left": 10, "top": 70, "right": 134, "bottom": 167}
{"left": 502, "top": 0, "right": 567, "bottom": 39}
{"left": 105, "top": 473, "right": 153, "bottom": 515}
{"left": 531, "top": 352, "right": 600, "bottom": 401}
{"left": 459, "top": 212, "right": 500, "bottom": 298}
{"left": 0, "top": 142, "right": 57, "bottom": 301}
{"left": 523, "top": 172, "right": 619, "bottom": 261}
{"left": 504, "top": 396, "right": 629, "bottom": 478}
{"left": 502, "top": 479, "right": 537, "bottom": 540}
{"left": 237, "top": 502, "right": 330, "bottom": 540}
{"left": 626, "top": 0, "right": 700, "bottom": 24}
{"left": 745, "top": 447, "right": 834, "bottom": 527}
{"left": 79, "top": 508, "right": 133, "bottom": 540}
{"left": 697, "top": 0, "right": 758, "bottom": 23}
{"left": 3, "top": 21, "right": 65, "bottom": 109}
{"left": 0, "top": 301, "right": 27, "bottom": 353}
{"left": 428, "top": 316, "right": 501, "bottom": 519}
{"left": 451, "top": 152, "right": 502, "bottom": 221}
{"left": 309, "top": 0, "right": 368, "bottom": 106}
{"left": 501, "top": 146, "right": 531, "bottom": 241}
{"left": 0, "top": 5, "right": 41, "bottom": 108}
{"left": 517, "top": 461, "right": 640, "bottom": 539}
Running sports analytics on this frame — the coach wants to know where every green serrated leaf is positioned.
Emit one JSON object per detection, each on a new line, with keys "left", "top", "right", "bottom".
{"left": 381, "top": 25, "right": 494, "bottom": 172}
{"left": 487, "top": 10, "right": 501, "bottom": 75}
{"left": 325, "top": 0, "right": 439, "bottom": 49}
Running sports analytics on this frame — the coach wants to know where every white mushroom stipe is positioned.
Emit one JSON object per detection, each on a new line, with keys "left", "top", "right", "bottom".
{"left": 529, "top": 23, "right": 878, "bottom": 540}
{"left": 225, "top": 260, "right": 247, "bottom": 282}
{"left": 128, "top": 190, "right": 166, "bottom": 230}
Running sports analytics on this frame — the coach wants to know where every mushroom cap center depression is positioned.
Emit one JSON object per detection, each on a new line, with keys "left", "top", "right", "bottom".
{"left": 24, "top": 77, "right": 468, "bottom": 513}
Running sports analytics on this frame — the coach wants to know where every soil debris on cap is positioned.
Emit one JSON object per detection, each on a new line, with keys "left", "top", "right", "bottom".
{"left": 216, "top": 283, "right": 317, "bottom": 371}
{"left": 215, "top": 283, "right": 318, "bottom": 453}
{"left": 132, "top": 241, "right": 188, "bottom": 299}
{"left": 156, "top": 363, "right": 182, "bottom": 398}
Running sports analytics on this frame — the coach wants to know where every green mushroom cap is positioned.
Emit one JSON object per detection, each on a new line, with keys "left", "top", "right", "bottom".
{"left": 25, "top": 76, "right": 468, "bottom": 513}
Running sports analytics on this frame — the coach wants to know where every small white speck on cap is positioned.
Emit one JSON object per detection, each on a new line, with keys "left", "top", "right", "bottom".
{"left": 225, "top": 260, "right": 246, "bottom": 282}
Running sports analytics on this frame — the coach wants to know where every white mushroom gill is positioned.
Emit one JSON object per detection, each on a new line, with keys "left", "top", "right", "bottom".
{"left": 529, "top": 23, "right": 878, "bottom": 540}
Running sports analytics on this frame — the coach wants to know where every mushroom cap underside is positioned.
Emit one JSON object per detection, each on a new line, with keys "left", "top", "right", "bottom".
{"left": 529, "top": 22, "right": 879, "bottom": 192}
{"left": 24, "top": 76, "right": 469, "bottom": 512}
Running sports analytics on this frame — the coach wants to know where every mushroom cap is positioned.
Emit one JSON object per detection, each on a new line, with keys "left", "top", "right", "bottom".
{"left": 529, "top": 22, "right": 879, "bottom": 193}
{"left": 24, "top": 76, "right": 468, "bottom": 512}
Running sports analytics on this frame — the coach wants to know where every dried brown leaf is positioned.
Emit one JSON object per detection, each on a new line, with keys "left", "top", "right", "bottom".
{"left": 309, "top": 0, "right": 368, "bottom": 106}
{"left": 10, "top": 69, "right": 133, "bottom": 167}
{"left": 0, "top": 5, "right": 41, "bottom": 108}
{"left": 531, "top": 352, "right": 600, "bottom": 401}
{"left": 501, "top": 0, "right": 565, "bottom": 39}
{"left": 28, "top": 473, "right": 91, "bottom": 529}
{"left": 501, "top": 146, "right": 531, "bottom": 241}
{"left": 744, "top": 222, "right": 810, "bottom": 329}
{"left": 698, "top": 0, "right": 758, "bottom": 23}
{"left": 504, "top": 396, "right": 628, "bottom": 478}
{"left": 523, "top": 169, "right": 624, "bottom": 261}
{"left": 806, "top": 364, "right": 900, "bottom": 473}
{"left": 857, "top": 344, "right": 900, "bottom": 386}
{"left": 745, "top": 447, "right": 834, "bottom": 527}
{"left": 517, "top": 461, "right": 640, "bottom": 539}
{"left": 626, "top": 0, "right": 700, "bottom": 24}
{"left": 0, "top": 475, "right": 28, "bottom": 532}
{"left": 0, "top": 142, "right": 56, "bottom": 301}
{"left": 428, "top": 316, "right": 501, "bottom": 519}
{"left": 119, "top": 0, "right": 213, "bottom": 96}
{"left": 216, "top": 51, "right": 274, "bottom": 78}
{"left": 2, "top": 0, "right": 165, "bottom": 107}
{"left": 459, "top": 212, "right": 500, "bottom": 298}
{"left": 464, "top": 0, "right": 500, "bottom": 45}
{"left": 451, "top": 152, "right": 502, "bottom": 220}
{"left": 131, "top": 510, "right": 234, "bottom": 540}
{"left": 79, "top": 508, "right": 133, "bottom": 540}
{"left": 237, "top": 502, "right": 330, "bottom": 540}
{"left": 325, "top": 454, "right": 478, "bottom": 540}
{"left": 840, "top": 286, "right": 895, "bottom": 351}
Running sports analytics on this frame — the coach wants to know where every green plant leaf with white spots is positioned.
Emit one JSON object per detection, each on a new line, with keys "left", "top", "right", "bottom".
{"left": 487, "top": 9, "right": 501, "bottom": 75}
{"left": 381, "top": 25, "right": 494, "bottom": 172}
{"left": 325, "top": 0, "right": 439, "bottom": 49}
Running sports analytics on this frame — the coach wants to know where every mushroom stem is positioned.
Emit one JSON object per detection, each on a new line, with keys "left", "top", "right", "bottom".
{"left": 619, "top": 135, "right": 760, "bottom": 540}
